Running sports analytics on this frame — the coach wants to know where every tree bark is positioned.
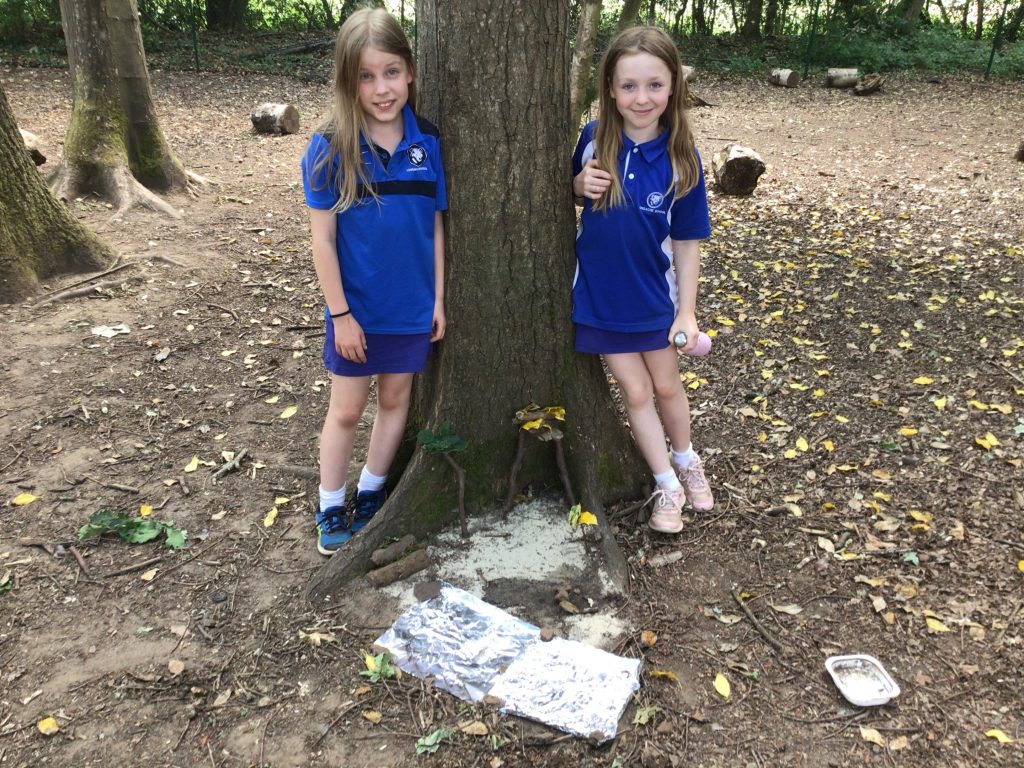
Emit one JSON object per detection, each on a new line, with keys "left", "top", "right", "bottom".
{"left": 742, "top": 0, "right": 764, "bottom": 37}
{"left": 618, "top": 0, "right": 645, "bottom": 28}
{"left": 1005, "top": 0, "right": 1024, "bottom": 41}
{"left": 570, "top": 0, "right": 602, "bottom": 126}
{"left": 902, "top": 0, "right": 928, "bottom": 26}
{"left": 0, "top": 84, "right": 113, "bottom": 304}
{"left": 205, "top": 0, "right": 248, "bottom": 31}
{"left": 975, "top": 0, "right": 985, "bottom": 39}
{"left": 53, "top": 0, "right": 186, "bottom": 216}
{"left": 306, "top": 0, "right": 643, "bottom": 600}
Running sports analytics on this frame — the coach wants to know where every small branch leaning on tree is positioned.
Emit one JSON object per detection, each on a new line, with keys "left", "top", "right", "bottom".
{"left": 417, "top": 422, "right": 469, "bottom": 538}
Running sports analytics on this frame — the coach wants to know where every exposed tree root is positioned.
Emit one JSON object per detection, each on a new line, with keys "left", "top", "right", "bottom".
{"left": 50, "top": 162, "right": 182, "bottom": 219}
{"left": 34, "top": 272, "right": 143, "bottom": 308}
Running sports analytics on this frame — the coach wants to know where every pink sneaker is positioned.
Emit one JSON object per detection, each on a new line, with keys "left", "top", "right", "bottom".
{"left": 647, "top": 486, "right": 684, "bottom": 534}
{"left": 675, "top": 454, "right": 714, "bottom": 512}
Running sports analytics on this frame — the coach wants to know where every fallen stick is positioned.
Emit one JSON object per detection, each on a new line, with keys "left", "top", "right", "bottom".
{"left": 366, "top": 549, "right": 431, "bottom": 588}
{"left": 273, "top": 464, "right": 319, "bottom": 480}
{"left": 36, "top": 261, "right": 133, "bottom": 299}
{"left": 313, "top": 700, "right": 357, "bottom": 747}
{"left": 84, "top": 475, "right": 140, "bottom": 494}
{"left": 34, "top": 275, "right": 142, "bottom": 307}
{"left": 212, "top": 448, "right": 248, "bottom": 482}
{"left": 731, "top": 586, "right": 786, "bottom": 653}
{"left": 68, "top": 546, "right": 92, "bottom": 578}
{"left": 370, "top": 534, "right": 417, "bottom": 568}
{"left": 105, "top": 555, "right": 163, "bottom": 578}
{"left": 647, "top": 550, "right": 684, "bottom": 568}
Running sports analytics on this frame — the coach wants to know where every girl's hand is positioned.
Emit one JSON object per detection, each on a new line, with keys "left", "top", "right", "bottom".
{"left": 334, "top": 315, "right": 367, "bottom": 363}
{"left": 573, "top": 159, "right": 612, "bottom": 200}
{"left": 669, "top": 312, "right": 699, "bottom": 354}
{"left": 431, "top": 302, "right": 446, "bottom": 342}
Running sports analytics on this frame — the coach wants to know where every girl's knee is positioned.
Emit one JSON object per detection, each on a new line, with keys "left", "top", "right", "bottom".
{"left": 621, "top": 380, "right": 654, "bottom": 410}
{"left": 326, "top": 403, "right": 363, "bottom": 431}
{"left": 653, "top": 378, "right": 684, "bottom": 401}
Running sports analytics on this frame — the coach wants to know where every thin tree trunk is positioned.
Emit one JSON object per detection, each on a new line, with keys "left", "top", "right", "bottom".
{"left": 743, "top": 0, "right": 764, "bottom": 36}
{"left": 975, "top": 0, "right": 985, "bottom": 38}
{"left": 307, "top": 0, "right": 643, "bottom": 598}
{"left": 903, "top": 0, "right": 928, "bottom": 26}
{"left": 0, "top": 84, "right": 113, "bottom": 303}
{"left": 1004, "top": 0, "right": 1024, "bottom": 41}
{"left": 570, "top": 0, "right": 602, "bottom": 125}
{"left": 205, "top": 0, "right": 248, "bottom": 30}
{"left": 618, "top": 0, "right": 645, "bottom": 28}
{"left": 53, "top": 0, "right": 186, "bottom": 215}
{"left": 764, "top": 0, "right": 779, "bottom": 34}
{"left": 961, "top": 0, "right": 971, "bottom": 34}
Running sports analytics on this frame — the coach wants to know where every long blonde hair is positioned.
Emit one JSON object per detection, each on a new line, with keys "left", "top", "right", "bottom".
{"left": 310, "top": 8, "right": 416, "bottom": 212}
{"left": 593, "top": 26, "right": 700, "bottom": 212}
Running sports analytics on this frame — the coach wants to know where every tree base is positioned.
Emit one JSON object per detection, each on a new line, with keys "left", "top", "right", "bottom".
{"left": 50, "top": 162, "right": 182, "bottom": 219}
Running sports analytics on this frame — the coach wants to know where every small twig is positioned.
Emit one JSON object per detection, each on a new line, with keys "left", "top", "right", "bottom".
{"left": 151, "top": 540, "right": 223, "bottom": 583}
{"left": 314, "top": 700, "right": 357, "bottom": 746}
{"left": 211, "top": 448, "right": 248, "bottom": 482}
{"left": 36, "top": 261, "right": 132, "bottom": 298}
{"left": 987, "top": 360, "right": 1024, "bottom": 387}
{"left": 731, "top": 586, "right": 786, "bottom": 653}
{"left": 442, "top": 453, "right": 468, "bottom": 538}
{"left": 68, "top": 546, "right": 92, "bottom": 579}
{"left": 272, "top": 464, "right": 319, "bottom": 480}
{"left": 84, "top": 474, "right": 140, "bottom": 494}
{"left": 552, "top": 438, "right": 575, "bottom": 507}
{"left": 996, "top": 600, "right": 1023, "bottom": 647}
{"left": 502, "top": 430, "right": 528, "bottom": 519}
{"left": 207, "top": 303, "right": 239, "bottom": 323}
{"left": 104, "top": 555, "right": 164, "bottom": 579}
{"left": 34, "top": 275, "right": 140, "bottom": 307}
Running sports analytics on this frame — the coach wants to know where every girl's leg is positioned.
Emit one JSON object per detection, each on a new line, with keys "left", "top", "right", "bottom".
{"left": 603, "top": 352, "right": 672, "bottom": 476}
{"left": 320, "top": 374, "right": 372, "bottom": 491}
{"left": 642, "top": 345, "right": 692, "bottom": 452}
{"left": 642, "top": 345, "right": 714, "bottom": 510}
{"left": 363, "top": 372, "right": 415, "bottom": 476}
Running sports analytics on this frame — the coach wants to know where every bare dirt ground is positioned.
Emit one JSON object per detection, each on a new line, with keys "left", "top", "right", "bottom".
{"left": 2, "top": 67, "right": 1023, "bottom": 768}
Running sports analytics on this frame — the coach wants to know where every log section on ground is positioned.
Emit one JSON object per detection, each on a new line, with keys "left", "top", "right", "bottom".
{"left": 712, "top": 143, "right": 766, "bottom": 196}
{"left": 250, "top": 103, "right": 300, "bottom": 135}
{"left": 825, "top": 68, "right": 860, "bottom": 88}
{"left": 769, "top": 68, "right": 798, "bottom": 88}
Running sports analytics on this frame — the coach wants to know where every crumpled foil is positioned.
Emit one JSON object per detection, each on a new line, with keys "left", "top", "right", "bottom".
{"left": 374, "top": 584, "right": 641, "bottom": 741}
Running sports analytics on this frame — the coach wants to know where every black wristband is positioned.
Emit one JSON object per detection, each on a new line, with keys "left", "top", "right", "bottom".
{"left": 330, "top": 309, "right": 351, "bottom": 319}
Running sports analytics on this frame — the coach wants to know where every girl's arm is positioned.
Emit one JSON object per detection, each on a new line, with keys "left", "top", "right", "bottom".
{"left": 431, "top": 211, "right": 446, "bottom": 341}
{"left": 309, "top": 208, "right": 367, "bottom": 363}
{"left": 669, "top": 239, "right": 701, "bottom": 353}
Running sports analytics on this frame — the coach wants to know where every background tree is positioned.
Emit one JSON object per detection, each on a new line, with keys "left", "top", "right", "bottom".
{"left": 570, "top": 0, "right": 602, "bottom": 125}
{"left": 0, "top": 83, "right": 113, "bottom": 303}
{"left": 205, "top": 0, "right": 248, "bottom": 31}
{"left": 52, "top": 0, "right": 187, "bottom": 216}
{"left": 307, "top": 0, "right": 643, "bottom": 598}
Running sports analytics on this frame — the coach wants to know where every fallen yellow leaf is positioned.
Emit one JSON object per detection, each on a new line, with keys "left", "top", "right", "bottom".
{"left": 913, "top": 376, "right": 934, "bottom": 385}
{"left": 10, "top": 492, "right": 37, "bottom": 506}
{"left": 263, "top": 507, "right": 278, "bottom": 528}
{"left": 899, "top": 426, "right": 918, "bottom": 436}
{"left": 140, "top": 569, "right": 158, "bottom": 581}
{"left": 279, "top": 405, "right": 298, "bottom": 419}
{"left": 184, "top": 455, "right": 200, "bottom": 473}
{"left": 796, "top": 437, "right": 809, "bottom": 452}
{"left": 36, "top": 717, "right": 59, "bottom": 736}
{"left": 362, "top": 710, "right": 382, "bottom": 724}
{"left": 640, "top": 630, "right": 658, "bottom": 648}
{"left": 933, "top": 396, "right": 947, "bottom": 410}
{"left": 859, "top": 726, "right": 885, "bottom": 747}
{"left": 649, "top": 669, "right": 679, "bottom": 682}
{"left": 985, "top": 728, "right": 1015, "bottom": 743}
{"left": 713, "top": 672, "right": 731, "bottom": 699}
{"left": 139, "top": 504, "right": 153, "bottom": 517}
{"left": 577, "top": 511, "right": 598, "bottom": 526}
{"left": 926, "top": 617, "right": 950, "bottom": 633}
{"left": 264, "top": 395, "right": 280, "bottom": 404}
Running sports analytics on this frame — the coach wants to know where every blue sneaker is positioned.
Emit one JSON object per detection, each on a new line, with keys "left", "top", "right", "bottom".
{"left": 351, "top": 489, "right": 387, "bottom": 533}
{"left": 315, "top": 504, "right": 351, "bottom": 555}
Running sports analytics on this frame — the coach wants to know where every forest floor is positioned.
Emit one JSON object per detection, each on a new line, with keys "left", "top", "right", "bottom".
{"left": 1, "top": 67, "right": 1023, "bottom": 768}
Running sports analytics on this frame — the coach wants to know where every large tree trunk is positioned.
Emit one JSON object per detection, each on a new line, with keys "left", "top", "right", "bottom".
{"left": 742, "top": 0, "right": 764, "bottom": 36}
{"left": 306, "top": 0, "right": 643, "bottom": 599}
{"left": 0, "top": 84, "right": 113, "bottom": 303}
{"left": 570, "top": 0, "right": 602, "bottom": 126}
{"left": 205, "top": 0, "right": 248, "bottom": 31}
{"left": 53, "top": 0, "right": 186, "bottom": 216}
{"left": 902, "top": 0, "right": 928, "bottom": 27}
{"left": 1005, "top": 0, "right": 1024, "bottom": 41}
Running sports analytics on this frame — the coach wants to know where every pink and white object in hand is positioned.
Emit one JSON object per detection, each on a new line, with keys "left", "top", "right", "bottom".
{"left": 673, "top": 331, "right": 713, "bottom": 357}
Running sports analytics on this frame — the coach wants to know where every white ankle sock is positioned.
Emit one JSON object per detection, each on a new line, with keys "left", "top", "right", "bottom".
{"left": 671, "top": 444, "right": 696, "bottom": 469}
{"left": 319, "top": 485, "right": 346, "bottom": 509}
{"left": 357, "top": 466, "right": 387, "bottom": 493}
{"left": 654, "top": 469, "right": 682, "bottom": 490}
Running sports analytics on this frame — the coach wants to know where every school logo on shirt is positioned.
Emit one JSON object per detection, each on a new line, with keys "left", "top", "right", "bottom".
{"left": 407, "top": 145, "right": 426, "bottom": 166}
{"left": 646, "top": 192, "right": 665, "bottom": 209}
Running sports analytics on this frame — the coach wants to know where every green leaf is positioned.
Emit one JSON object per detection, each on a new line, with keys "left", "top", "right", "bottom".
{"left": 633, "top": 705, "right": 659, "bottom": 725}
{"left": 123, "top": 520, "right": 163, "bottom": 544}
{"left": 418, "top": 421, "right": 468, "bottom": 454}
{"left": 879, "top": 439, "right": 902, "bottom": 452}
{"left": 164, "top": 527, "right": 187, "bottom": 550}
{"left": 902, "top": 550, "right": 920, "bottom": 566}
{"left": 416, "top": 727, "right": 453, "bottom": 755}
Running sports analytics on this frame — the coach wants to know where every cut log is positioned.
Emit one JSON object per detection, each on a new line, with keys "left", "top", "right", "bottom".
{"left": 250, "top": 103, "right": 300, "bottom": 135}
{"left": 1015, "top": 142, "right": 1023, "bottom": 162}
{"left": 768, "top": 68, "right": 798, "bottom": 88}
{"left": 370, "top": 534, "right": 417, "bottom": 568}
{"left": 825, "top": 68, "right": 860, "bottom": 88}
{"left": 19, "top": 129, "right": 46, "bottom": 165}
{"left": 854, "top": 73, "right": 885, "bottom": 96}
{"left": 366, "top": 549, "right": 431, "bottom": 588}
{"left": 712, "top": 143, "right": 766, "bottom": 196}
{"left": 681, "top": 65, "right": 696, "bottom": 83}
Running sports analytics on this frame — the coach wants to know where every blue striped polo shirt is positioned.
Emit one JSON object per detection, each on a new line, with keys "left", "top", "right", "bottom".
{"left": 572, "top": 120, "right": 711, "bottom": 333}
{"left": 301, "top": 105, "right": 447, "bottom": 335}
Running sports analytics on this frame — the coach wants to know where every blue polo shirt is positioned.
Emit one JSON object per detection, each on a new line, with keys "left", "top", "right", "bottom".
{"left": 301, "top": 105, "right": 446, "bottom": 335}
{"left": 572, "top": 121, "right": 711, "bottom": 333}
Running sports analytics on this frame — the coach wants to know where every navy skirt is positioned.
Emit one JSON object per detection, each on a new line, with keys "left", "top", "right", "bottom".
{"left": 324, "top": 319, "right": 431, "bottom": 377}
{"left": 574, "top": 323, "right": 671, "bottom": 355}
